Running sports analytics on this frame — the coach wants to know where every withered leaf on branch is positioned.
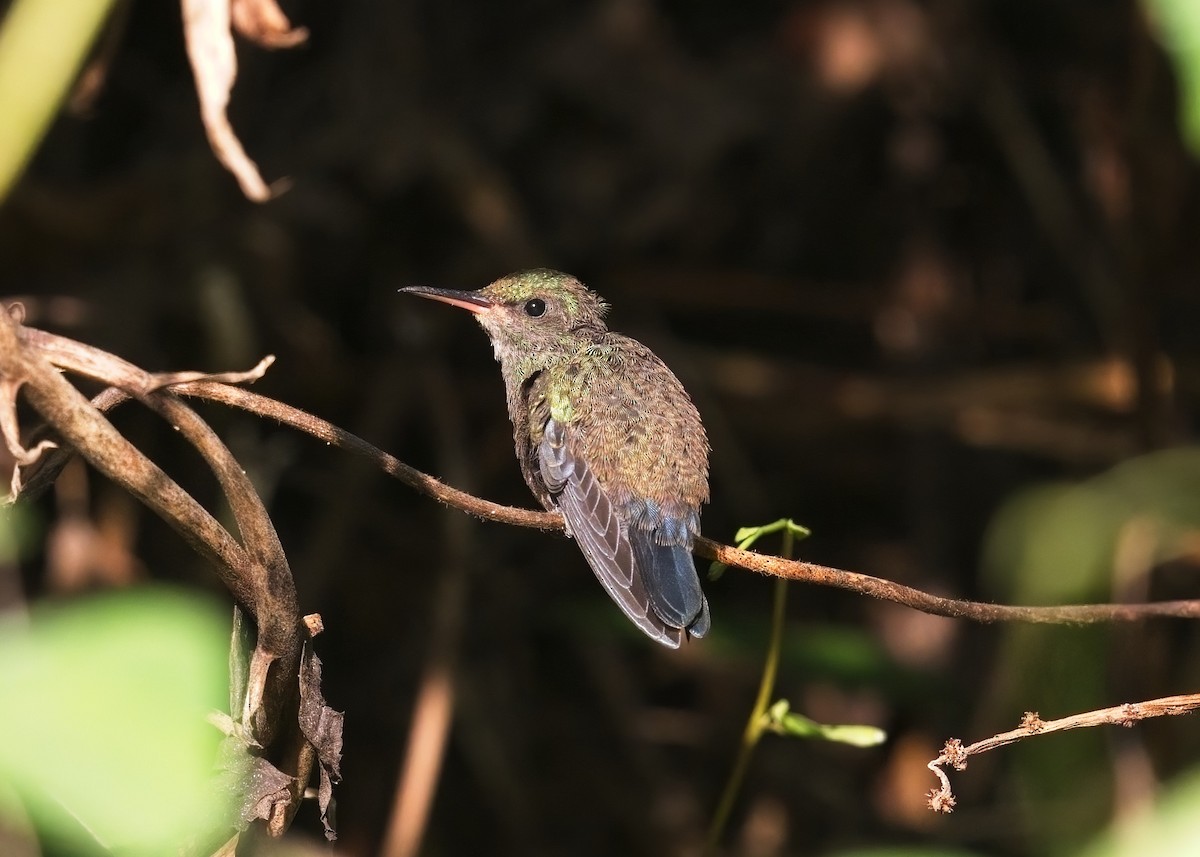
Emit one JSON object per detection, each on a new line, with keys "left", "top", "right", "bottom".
{"left": 213, "top": 719, "right": 297, "bottom": 829}
{"left": 299, "top": 644, "right": 343, "bottom": 841}
{"left": 231, "top": 0, "right": 308, "bottom": 48}
{"left": 180, "top": 0, "right": 307, "bottom": 201}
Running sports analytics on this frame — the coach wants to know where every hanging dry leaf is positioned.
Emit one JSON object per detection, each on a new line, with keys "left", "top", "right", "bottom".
{"left": 212, "top": 717, "right": 297, "bottom": 829}
{"left": 231, "top": 0, "right": 308, "bottom": 48}
{"left": 299, "top": 644, "right": 343, "bottom": 841}
{"left": 180, "top": 0, "right": 305, "bottom": 201}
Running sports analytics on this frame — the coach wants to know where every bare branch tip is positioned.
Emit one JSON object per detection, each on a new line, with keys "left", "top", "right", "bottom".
{"left": 927, "top": 787, "right": 957, "bottom": 813}
{"left": 925, "top": 757, "right": 957, "bottom": 813}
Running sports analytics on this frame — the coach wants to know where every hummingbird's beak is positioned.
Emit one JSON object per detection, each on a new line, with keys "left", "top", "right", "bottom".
{"left": 399, "top": 286, "right": 494, "bottom": 315}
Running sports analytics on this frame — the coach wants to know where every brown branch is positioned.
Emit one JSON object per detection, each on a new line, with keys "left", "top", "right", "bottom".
{"left": 18, "top": 355, "right": 1197, "bottom": 629}
{"left": 9, "top": 317, "right": 1199, "bottom": 841}
{"left": 697, "top": 539, "right": 1200, "bottom": 624}
{"left": 0, "top": 313, "right": 252, "bottom": 587}
{"left": 159, "top": 382, "right": 1200, "bottom": 626}
{"left": 926, "top": 694, "right": 1200, "bottom": 812}
{"left": 171, "top": 380, "right": 560, "bottom": 530}
{"left": 19, "top": 329, "right": 299, "bottom": 657}
{"left": 10, "top": 312, "right": 1198, "bottom": 845}
{"left": 2, "top": 318, "right": 312, "bottom": 836}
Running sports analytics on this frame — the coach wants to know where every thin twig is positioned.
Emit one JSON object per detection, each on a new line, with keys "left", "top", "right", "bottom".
{"left": 14, "top": 322, "right": 1200, "bottom": 633}
{"left": 926, "top": 694, "right": 1200, "bottom": 813}
{"left": 172, "top": 381, "right": 559, "bottom": 530}
{"left": 697, "top": 538, "right": 1200, "bottom": 624}
{"left": 160, "top": 382, "right": 1200, "bottom": 626}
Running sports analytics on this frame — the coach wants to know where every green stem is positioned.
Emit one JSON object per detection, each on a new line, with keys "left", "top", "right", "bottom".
{"left": 0, "top": 0, "right": 118, "bottom": 202}
{"left": 704, "top": 527, "right": 794, "bottom": 854}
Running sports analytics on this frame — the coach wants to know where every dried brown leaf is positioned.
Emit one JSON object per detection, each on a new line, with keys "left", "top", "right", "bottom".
{"left": 299, "top": 644, "right": 343, "bottom": 840}
{"left": 214, "top": 723, "right": 296, "bottom": 829}
{"left": 231, "top": 0, "right": 308, "bottom": 48}
{"left": 180, "top": 0, "right": 271, "bottom": 201}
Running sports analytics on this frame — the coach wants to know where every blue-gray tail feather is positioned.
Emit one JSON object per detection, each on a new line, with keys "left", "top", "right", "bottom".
{"left": 629, "top": 531, "right": 709, "bottom": 638}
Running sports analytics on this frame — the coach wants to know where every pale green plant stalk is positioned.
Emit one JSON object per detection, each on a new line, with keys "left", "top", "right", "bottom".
{"left": 704, "top": 520, "right": 801, "bottom": 854}
{"left": 704, "top": 519, "right": 884, "bottom": 853}
{"left": 0, "top": 0, "right": 117, "bottom": 201}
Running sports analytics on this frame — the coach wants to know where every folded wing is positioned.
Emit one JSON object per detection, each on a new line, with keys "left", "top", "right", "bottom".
{"left": 539, "top": 418, "right": 708, "bottom": 647}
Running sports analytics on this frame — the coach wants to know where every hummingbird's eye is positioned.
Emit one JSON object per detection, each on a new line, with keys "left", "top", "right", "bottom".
{"left": 524, "top": 298, "right": 546, "bottom": 317}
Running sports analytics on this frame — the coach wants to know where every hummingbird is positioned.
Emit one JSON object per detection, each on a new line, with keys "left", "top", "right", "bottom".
{"left": 401, "top": 269, "right": 710, "bottom": 647}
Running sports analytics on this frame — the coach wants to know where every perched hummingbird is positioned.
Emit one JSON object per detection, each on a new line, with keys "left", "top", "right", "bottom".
{"left": 401, "top": 269, "right": 710, "bottom": 647}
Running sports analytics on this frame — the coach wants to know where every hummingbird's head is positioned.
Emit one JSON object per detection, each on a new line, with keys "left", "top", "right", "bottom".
{"left": 401, "top": 269, "right": 609, "bottom": 366}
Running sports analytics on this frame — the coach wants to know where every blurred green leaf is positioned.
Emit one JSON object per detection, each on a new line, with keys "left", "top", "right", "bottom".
{"left": 0, "top": 0, "right": 119, "bottom": 200}
{"left": 830, "top": 844, "right": 988, "bottom": 849}
{"left": 0, "top": 504, "right": 38, "bottom": 566}
{"left": 982, "top": 448, "right": 1200, "bottom": 604}
{"left": 0, "top": 588, "right": 232, "bottom": 854}
{"left": 982, "top": 481, "right": 1120, "bottom": 604}
{"left": 1144, "top": 0, "right": 1200, "bottom": 155}
{"left": 978, "top": 449, "right": 1200, "bottom": 850}
{"left": 1077, "top": 764, "right": 1200, "bottom": 857}
{"left": 782, "top": 624, "right": 897, "bottom": 683}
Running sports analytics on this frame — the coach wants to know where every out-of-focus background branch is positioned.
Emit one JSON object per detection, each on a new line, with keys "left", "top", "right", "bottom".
{"left": 3, "top": 1, "right": 1200, "bottom": 855}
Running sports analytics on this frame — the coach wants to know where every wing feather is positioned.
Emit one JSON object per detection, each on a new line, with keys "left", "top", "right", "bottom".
{"left": 540, "top": 418, "right": 683, "bottom": 648}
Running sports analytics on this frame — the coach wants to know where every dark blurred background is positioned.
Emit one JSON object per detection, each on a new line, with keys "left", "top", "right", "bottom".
{"left": 3, "top": 0, "right": 1200, "bottom": 854}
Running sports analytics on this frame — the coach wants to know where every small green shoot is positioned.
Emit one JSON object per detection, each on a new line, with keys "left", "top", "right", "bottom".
{"left": 708, "top": 517, "right": 811, "bottom": 580}
{"left": 763, "top": 699, "right": 887, "bottom": 747}
{"left": 705, "top": 518, "right": 886, "bottom": 854}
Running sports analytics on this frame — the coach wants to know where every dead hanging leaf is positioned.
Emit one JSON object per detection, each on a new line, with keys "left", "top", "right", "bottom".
{"left": 231, "top": 0, "right": 308, "bottom": 48}
{"left": 181, "top": 0, "right": 268, "bottom": 201}
{"left": 299, "top": 644, "right": 343, "bottom": 841}
{"left": 212, "top": 714, "right": 297, "bottom": 829}
{"left": 180, "top": 0, "right": 306, "bottom": 201}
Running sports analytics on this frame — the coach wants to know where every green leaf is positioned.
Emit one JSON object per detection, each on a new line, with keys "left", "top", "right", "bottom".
{"left": 0, "top": 0, "right": 120, "bottom": 200}
{"left": 709, "top": 517, "right": 811, "bottom": 579}
{"left": 828, "top": 848, "right": 985, "bottom": 857}
{"left": 1078, "top": 764, "right": 1200, "bottom": 857}
{"left": 762, "top": 699, "right": 887, "bottom": 747}
{"left": 0, "top": 504, "right": 38, "bottom": 566}
{"left": 1144, "top": 0, "right": 1200, "bottom": 156}
{"left": 0, "top": 588, "right": 232, "bottom": 854}
{"left": 982, "top": 449, "right": 1200, "bottom": 604}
